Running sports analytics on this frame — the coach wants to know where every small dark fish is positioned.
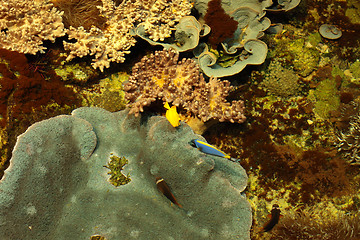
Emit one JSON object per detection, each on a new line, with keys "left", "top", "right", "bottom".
{"left": 262, "top": 204, "right": 281, "bottom": 232}
{"left": 156, "top": 177, "right": 182, "bottom": 208}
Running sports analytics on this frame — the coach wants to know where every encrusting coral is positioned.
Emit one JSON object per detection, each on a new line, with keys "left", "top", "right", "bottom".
{"left": 123, "top": 49, "right": 246, "bottom": 123}
{"left": 0, "top": 107, "right": 251, "bottom": 239}
{"left": 0, "top": 0, "right": 65, "bottom": 54}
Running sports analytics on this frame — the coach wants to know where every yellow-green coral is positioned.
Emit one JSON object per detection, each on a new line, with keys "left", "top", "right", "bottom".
{"left": 104, "top": 154, "right": 131, "bottom": 187}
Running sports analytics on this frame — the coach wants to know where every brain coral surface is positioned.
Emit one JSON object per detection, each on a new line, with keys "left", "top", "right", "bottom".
{"left": 0, "top": 107, "right": 251, "bottom": 239}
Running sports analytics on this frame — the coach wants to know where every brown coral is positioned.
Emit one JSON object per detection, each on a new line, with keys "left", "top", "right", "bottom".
{"left": 123, "top": 49, "right": 246, "bottom": 123}
{"left": 51, "top": 0, "right": 107, "bottom": 30}
{"left": 0, "top": 0, "right": 65, "bottom": 54}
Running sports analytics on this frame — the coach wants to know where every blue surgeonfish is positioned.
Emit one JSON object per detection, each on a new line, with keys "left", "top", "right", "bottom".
{"left": 190, "top": 139, "right": 240, "bottom": 163}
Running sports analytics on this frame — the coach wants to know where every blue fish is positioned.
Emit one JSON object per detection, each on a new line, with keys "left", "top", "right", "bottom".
{"left": 190, "top": 139, "right": 240, "bottom": 163}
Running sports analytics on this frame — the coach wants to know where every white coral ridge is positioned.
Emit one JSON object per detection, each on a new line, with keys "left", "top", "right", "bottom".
{"left": 0, "top": 0, "right": 65, "bottom": 54}
{"left": 63, "top": 0, "right": 192, "bottom": 72}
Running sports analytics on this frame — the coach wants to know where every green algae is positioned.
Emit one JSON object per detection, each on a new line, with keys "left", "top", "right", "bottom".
{"left": 268, "top": 27, "right": 321, "bottom": 77}
{"left": 349, "top": 61, "right": 360, "bottom": 79}
{"left": 288, "top": 38, "right": 320, "bottom": 77}
{"left": 104, "top": 154, "right": 131, "bottom": 187}
{"left": 80, "top": 72, "right": 128, "bottom": 112}
{"left": 308, "top": 77, "right": 340, "bottom": 119}
{"left": 55, "top": 63, "right": 97, "bottom": 83}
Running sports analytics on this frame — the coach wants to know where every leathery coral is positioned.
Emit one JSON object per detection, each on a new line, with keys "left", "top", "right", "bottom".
{"left": 123, "top": 49, "right": 246, "bottom": 123}
{"left": 0, "top": 0, "right": 65, "bottom": 54}
{"left": 63, "top": 0, "right": 192, "bottom": 71}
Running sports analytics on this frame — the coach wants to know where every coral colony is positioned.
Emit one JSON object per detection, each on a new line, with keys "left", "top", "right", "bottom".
{"left": 1, "top": 0, "right": 360, "bottom": 240}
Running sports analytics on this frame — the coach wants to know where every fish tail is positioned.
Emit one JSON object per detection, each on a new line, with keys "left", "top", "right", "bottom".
{"left": 164, "top": 102, "right": 170, "bottom": 110}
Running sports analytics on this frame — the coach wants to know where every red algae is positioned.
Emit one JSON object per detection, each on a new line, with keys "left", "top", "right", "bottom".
{"left": 204, "top": 0, "right": 238, "bottom": 48}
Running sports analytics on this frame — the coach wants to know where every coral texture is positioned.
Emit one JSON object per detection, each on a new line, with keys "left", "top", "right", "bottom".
{"left": 0, "top": 0, "right": 65, "bottom": 54}
{"left": 63, "top": 0, "right": 192, "bottom": 71}
{"left": 336, "top": 114, "right": 360, "bottom": 165}
{"left": 260, "top": 60, "right": 300, "bottom": 97}
{"left": 0, "top": 107, "right": 251, "bottom": 239}
{"left": 123, "top": 49, "right": 246, "bottom": 123}
{"left": 271, "top": 209, "right": 360, "bottom": 240}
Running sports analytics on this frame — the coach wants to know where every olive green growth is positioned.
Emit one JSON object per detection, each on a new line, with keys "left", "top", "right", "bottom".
{"left": 104, "top": 154, "right": 131, "bottom": 187}
{"left": 308, "top": 77, "right": 340, "bottom": 119}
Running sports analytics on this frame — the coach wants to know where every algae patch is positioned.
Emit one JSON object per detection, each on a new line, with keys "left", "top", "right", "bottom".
{"left": 104, "top": 154, "right": 131, "bottom": 186}
{"left": 308, "top": 77, "right": 340, "bottom": 119}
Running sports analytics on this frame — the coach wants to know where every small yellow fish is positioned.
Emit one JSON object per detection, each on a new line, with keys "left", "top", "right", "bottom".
{"left": 164, "top": 102, "right": 180, "bottom": 127}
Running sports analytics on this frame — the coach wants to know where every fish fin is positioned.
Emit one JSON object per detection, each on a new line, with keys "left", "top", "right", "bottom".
{"left": 164, "top": 102, "right": 170, "bottom": 110}
{"left": 230, "top": 157, "right": 241, "bottom": 163}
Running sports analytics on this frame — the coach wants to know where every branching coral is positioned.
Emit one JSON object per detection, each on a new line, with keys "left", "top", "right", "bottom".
{"left": 63, "top": 0, "right": 192, "bottom": 71}
{"left": 123, "top": 49, "right": 246, "bottom": 123}
{"left": 0, "top": 0, "right": 65, "bottom": 54}
{"left": 51, "top": 0, "right": 107, "bottom": 30}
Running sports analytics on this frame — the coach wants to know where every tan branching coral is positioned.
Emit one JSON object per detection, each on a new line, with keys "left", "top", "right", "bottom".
{"left": 0, "top": 0, "right": 65, "bottom": 54}
{"left": 135, "top": 0, "right": 193, "bottom": 41}
{"left": 63, "top": 0, "right": 192, "bottom": 71}
{"left": 63, "top": 0, "right": 140, "bottom": 71}
{"left": 123, "top": 49, "right": 246, "bottom": 123}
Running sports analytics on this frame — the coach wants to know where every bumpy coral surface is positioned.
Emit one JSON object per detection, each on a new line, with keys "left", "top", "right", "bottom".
{"left": 0, "top": 0, "right": 65, "bottom": 54}
{"left": 123, "top": 49, "right": 246, "bottom": 123}
{"left": 0, "top": 107, "right": 251, "bottom": 239}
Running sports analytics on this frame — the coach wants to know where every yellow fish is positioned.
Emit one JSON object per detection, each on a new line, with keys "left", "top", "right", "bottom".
{"left": 164, "top": 102, "right": 180, "bottom": 127}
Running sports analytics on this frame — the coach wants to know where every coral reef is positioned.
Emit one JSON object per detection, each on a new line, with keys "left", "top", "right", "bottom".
{"left": 0, "top": 49, "right": 80, "bottom": 177}
{"left": 0, "top": 0, "right": 65, "bottom": 54}
{"left": 0, "top": 107, "right": 251, "bottom": 239}
{"left": 260, "top": 60, "right": 300, "bottom": 97}
{"left": 308, "top": 66, "right": 341, "bottom": 120}
{"left": 79, "top": 72, "right": 128, "bottom": 112}
{"left": 51, "top": 0, "right": 107, "bottom": 30}
{"left": 135, "top": 16, "right": 210, "bottom": 52}
{"left": 204, "top": 0, "right": 238, "bottom": 48}
{"left": 336, "top": 114, "right": 360, "bottom": 165}
{"left": 270, "top": 208, "right": 360, "bottom": 240}
{"left": 63, "top": 0, "right": 192, "bottom": 71}
{"left": 123, "top": 49, "right": 246, "bottom": 123}
{"left": 193, "top": 0, "right": 273, "bottom": 77}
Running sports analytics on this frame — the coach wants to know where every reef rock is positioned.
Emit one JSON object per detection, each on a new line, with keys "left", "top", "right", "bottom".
{"left": 0, "top": 107, "right": 251, "bottom": 240}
